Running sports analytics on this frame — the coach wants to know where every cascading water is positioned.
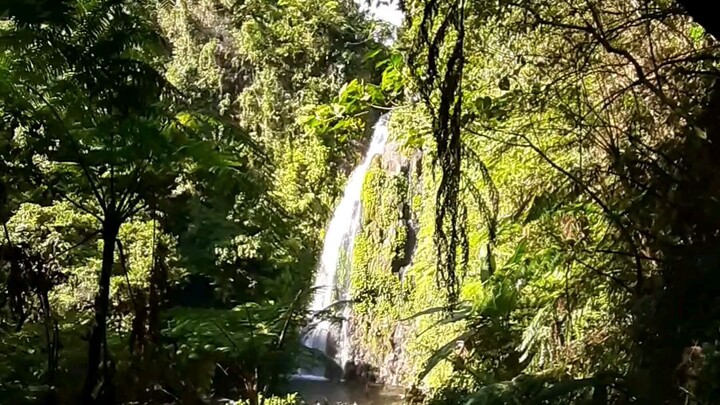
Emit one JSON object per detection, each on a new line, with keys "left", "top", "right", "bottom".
{"left": 299, "top": 114, "right": 390, "bottom": 378}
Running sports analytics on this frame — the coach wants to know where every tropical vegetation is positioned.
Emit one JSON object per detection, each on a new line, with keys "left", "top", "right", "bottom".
{"left": 2, "top": 0, "right": 720, "bottom": 404}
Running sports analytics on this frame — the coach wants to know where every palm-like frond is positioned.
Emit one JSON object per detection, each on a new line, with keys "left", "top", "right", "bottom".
{"left": 418, "top": 329, "right": 476, "bottom": 381}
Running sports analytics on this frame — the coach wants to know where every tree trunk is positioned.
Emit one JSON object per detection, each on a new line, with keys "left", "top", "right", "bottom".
{"left": 81, "top": 219, "right": 120, "bottom": 404}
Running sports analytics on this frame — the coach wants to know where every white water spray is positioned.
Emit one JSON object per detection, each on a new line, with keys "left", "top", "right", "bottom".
{"left": 300, "top": 114, "right": 390, "bottom": 377}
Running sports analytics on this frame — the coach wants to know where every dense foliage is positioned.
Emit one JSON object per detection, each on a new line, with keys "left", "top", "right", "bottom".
{"left": 0, "top": 0, "right": 388, "bottom": 403}
{"left": 4, "top": 0, "right": 720, "bottom": 404}
{"left": 345, "top": 1, "right": 720, "bottom": 404}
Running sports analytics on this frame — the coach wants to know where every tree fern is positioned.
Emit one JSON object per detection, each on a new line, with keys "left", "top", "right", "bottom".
{"left": 2, "top": 1, "right": 256, "bottom": 402}
{"left": 518, "top": 306, "right": 549, "bottom": 362}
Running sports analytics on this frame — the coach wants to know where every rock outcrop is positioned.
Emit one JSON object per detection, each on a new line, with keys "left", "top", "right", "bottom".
{"left": 347, "top": 137, "right": 423, "bottom": 386}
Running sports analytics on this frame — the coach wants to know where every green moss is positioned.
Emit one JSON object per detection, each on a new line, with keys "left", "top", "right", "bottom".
{"left": 348, "top": 111, "right": 469, "bottom": 388}
{"left": 361, "top": 157, "right": 386, "bottom": 225}
{"left": 392, "top": 223, "right": 408, "bottom": 262}
{"left": 412, "top": 194, "right": 423, "bottom": 213}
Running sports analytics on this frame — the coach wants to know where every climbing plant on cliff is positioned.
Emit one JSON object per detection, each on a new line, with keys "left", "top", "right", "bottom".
{"left": 409, "top": 0, "right": 499, "bottom": 305}
{"left": 409, "top": 0, "right": 468, "bottom": 304}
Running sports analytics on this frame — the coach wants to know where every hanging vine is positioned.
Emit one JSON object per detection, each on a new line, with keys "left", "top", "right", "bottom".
{"left": 410, "top": 0, "right": 489, "bottom": 303}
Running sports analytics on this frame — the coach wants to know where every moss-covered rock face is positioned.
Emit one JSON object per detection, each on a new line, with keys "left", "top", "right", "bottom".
{"left": 348, "top": 121, "right": 449, "bottom": 387}
{"left": 348, "top": 112, "right": 472, "bottom": 390}
{"left": 352, "top": 155, "right": 409, "bottom": 316}
{"left": 350, "top": 147, "right": 409, "bottom": 385}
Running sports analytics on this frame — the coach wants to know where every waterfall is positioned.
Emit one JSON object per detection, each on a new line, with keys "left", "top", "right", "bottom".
{"left": 299, "top": 114, "right": 390, "bottom": 378}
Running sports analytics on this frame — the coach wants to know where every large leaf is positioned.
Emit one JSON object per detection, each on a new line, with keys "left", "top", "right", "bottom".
{"left": 417, "top": 329, "right": 476, "bottom": 381}
{"left": 400, "top": 302, "right": 471, "bottom": 322}
{"left": 535, "top": 377, "right": 604, "bottom": 401}
{"left": 417, "top": 306, "right": 473, "bottom": 336}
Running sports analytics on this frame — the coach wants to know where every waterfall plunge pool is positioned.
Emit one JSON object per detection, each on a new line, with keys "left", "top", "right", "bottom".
{"left": 286, "top": 375, "right": 404, "bottom": 405}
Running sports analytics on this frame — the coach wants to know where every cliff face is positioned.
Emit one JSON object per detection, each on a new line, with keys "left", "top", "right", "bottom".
{"left": 377, "top": 140, "right": 422, "bottom": 280}
{"left": 345, "top": 115, "right": 472, "bottom": 390}
{"left": 346, "top": 137, "right": 423, "bottom": 386}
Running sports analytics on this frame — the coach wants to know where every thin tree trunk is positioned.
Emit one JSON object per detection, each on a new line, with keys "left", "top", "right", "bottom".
{"left": 81, "top": 219, "right": 120, "bottom": 404}
{"left": 40, "top": 292, "right": 60, "bottom": 404}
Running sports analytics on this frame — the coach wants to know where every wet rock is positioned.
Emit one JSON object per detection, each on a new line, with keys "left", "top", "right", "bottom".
{"left": 380, "top": 141, "right": 406, "bottom": 175}
{"left": 343, "top": 360, "right": 357, "bottom": 380}
{"left": 345, "top": 140, "right": 425, "bottom": 388}
{"left": 355, "top": 362, "right": 369, "bottom": 381}
{"left": 403, "top": 385, "right": 425, "bottom": 404}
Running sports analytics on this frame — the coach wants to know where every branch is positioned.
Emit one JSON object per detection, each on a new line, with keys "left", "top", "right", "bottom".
{"left": 116, "top": 239, "right": 137, "bottom": 314}
{"left": 46, "top": 184, "right": 102, "bottom": 222}
{"left": 117, "top": 159, "right": 150, "bottom": 218}
{"left": 120, "top": 196, "right": 147, "bottom": 222}
{"left": 109, "top": 133, "right": 116, "bottom": 212}
{"left": 2, "top": 223, "right": 11, "bottom": 245}
{"left": 585, "top": 248, "right": 664, "bottom": 263}
{"left": 476, "top": 122, "right": 645, "bottom": 294}
{"left": 510, "top": 1, "right": 683, "bottom": 116}
{"left": 44, "top": 230, "right": 101, "bottom": 264}
{"left": 276, "top": 289, "right": 304, "bottom": 350}
{"left": 25, "top": 85, "right": 108, "bottom": 212}
{"left": 587, "top": 3, "right": 679, "bottom": 113}
{"left": 574, "top": 255, "right": 633, "bottom": 293}
{"left": 466, "top": 127, "right": 530, "bottom": 148}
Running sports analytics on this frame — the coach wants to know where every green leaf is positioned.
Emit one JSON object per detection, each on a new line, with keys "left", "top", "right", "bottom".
{"left": 418, "top": 329, "right": 476, "bottom": 381}
{"left": 476, "top": 96, "right": 492, "bottom": 111}
{"left": 418, "top": 306, "right": 472, "bottom": 336}
{"left": 390, "top": 53, "right": 403, "bottom": 68}
{"left": 524, "top": 195, "right": 556, "bottom": 223}
{"left": 536, "top": 378, "right": 603, "bottom": 401}
{"left": 364, "top": 48, "right": 383, "bottom": 61}
{"left": 504, "top": 239, "right": 527, "bottom": 268}
{"left": 401, "top": 305, "right": 456, "bottom": 321}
